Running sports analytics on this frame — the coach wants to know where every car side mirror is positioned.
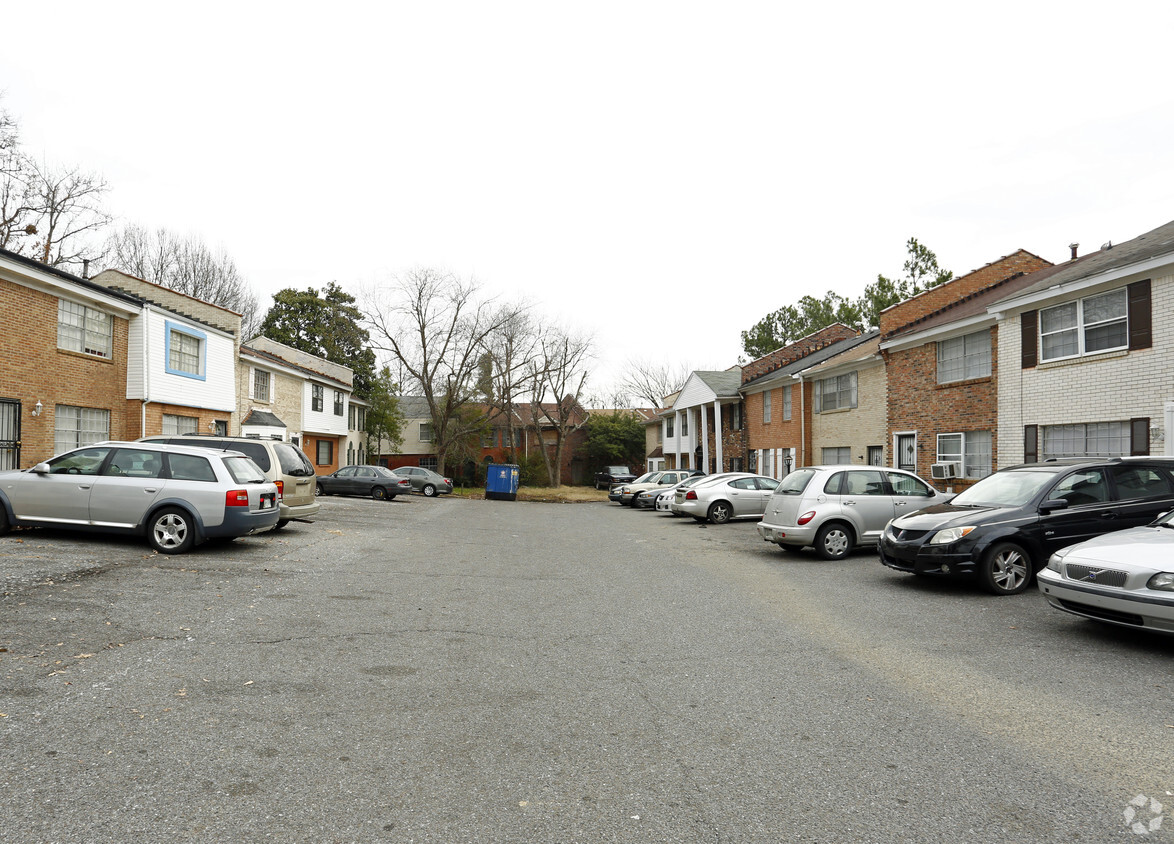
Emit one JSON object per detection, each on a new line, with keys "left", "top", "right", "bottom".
{"left": 1040, "top": 498, "right": 1069, "bottom": 513}
{"left": 33, "top": 462, "right": 50, "bottom": 474}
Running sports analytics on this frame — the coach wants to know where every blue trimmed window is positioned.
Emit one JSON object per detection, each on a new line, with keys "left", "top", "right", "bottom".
{"left": 165, "top": 321, "right": 206, "bottom": 380}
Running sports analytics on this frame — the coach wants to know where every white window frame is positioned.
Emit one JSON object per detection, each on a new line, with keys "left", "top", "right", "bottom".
{"left": 822, "top": 446, "right": 851, "bottom": 463}
{"left": 420, "top": 422, "right": 434, "bottom": 442}
{"left": 815, "top": 372, "right": 857, "bottom": 413}
{"left": 936, "top": 431, "right": 992, "bottom": 479}
{"left": 783, "top": 385, "right": 792, "bottom": 421}
{"left": 54, "top": 405, "right": 110, "bottom": 453}
{"left": 1039, "top": 288, "right": 1128, "bottom": 362}
{"left": 763, "top": 390, "right": 772, "bottom": 423}
{"left": 165, "top": 322, "right": 206, "bottom": 379}
{"left": 253, "top": 368, "right": 271, "bottom": 402}
{"left": 312, "top": 384, "right": 324, "bottom": 412}
{"left": 162, "top": 414, "right": 198, "bottom": 436}
{"left": 57, "top": 299, "right": 113, "bottom": 359}
{"left": 937, "top": 330, "right": 991, "bottom": 384}
{"left": 1042, "top": 421, "right": 1130, "bottom": 459}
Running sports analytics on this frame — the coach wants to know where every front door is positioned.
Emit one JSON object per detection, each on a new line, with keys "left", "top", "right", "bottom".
{"left": 0, "top": 399, "right": 19, "bottom": 471}
{"left": 896, "top": 434, "right": 917, "bottom": 472}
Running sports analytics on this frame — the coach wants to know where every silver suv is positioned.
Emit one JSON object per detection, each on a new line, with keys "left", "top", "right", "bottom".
{"left": 757, "top": 465, "right": 950, "bottom": 560}
{"left": 141, "top": 435, "right": 319, "bottom": 528}
{"left": 0, "top": 441, "right": 280, "bottom": 554}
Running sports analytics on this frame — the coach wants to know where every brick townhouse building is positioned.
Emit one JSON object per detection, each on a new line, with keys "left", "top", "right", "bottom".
{"left": 879, "top": 249, "right": 1054, "bottom": 486}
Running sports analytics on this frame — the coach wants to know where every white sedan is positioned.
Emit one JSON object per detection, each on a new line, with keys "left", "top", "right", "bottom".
{"left": 671, "top": 473, "right": 781, "bottom": 524}
{"left": 1036, "top": 509, "right": 1174, "bottom": 635}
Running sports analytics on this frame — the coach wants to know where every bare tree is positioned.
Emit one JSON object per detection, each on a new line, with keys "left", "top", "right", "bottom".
{"left": 106, "top": 224, "right": 262, "bottom": 338}
{"left": 525, "top": 327, "right": 594, "bottom": 487}
{"left": 0, "top": 103, "right": 35, "bottom": 253}
{"left": 478, "top": 307, "right": 539, "bottom": 460}
{"left": 618, "top": 358, "right": 696, "bottom": 408}
{"left": 362, "top": 268, "right": 523, "bottom": 476}
{"left": 24, "top": 158, "right": 111, "bottom": 270}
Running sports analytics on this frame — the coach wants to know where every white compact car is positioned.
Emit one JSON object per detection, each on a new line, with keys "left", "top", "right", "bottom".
{"left": 1037, "top": 509, "right": 1174, "bottom": 634}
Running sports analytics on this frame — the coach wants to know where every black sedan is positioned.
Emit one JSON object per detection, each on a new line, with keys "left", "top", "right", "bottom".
{"left": 879, "top": 457, "right": 1174, "bottom": 595}
{"left": 315, "top": 466, "right": 412, "bottom": 500}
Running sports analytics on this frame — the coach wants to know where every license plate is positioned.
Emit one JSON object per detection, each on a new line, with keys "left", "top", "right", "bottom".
{"left": 260, "top": 496, "right": 273, "bottom": 509}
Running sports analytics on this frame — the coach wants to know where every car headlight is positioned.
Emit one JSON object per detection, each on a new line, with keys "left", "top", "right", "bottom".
{"left": 1046, "top": 547, "right": 1072, "bottom": 573}
{"left": 1147, "top": 572, "right": 1174, "bottom": 591}
{"left": 929, "top": 526, "right": 976, "bottom": 545}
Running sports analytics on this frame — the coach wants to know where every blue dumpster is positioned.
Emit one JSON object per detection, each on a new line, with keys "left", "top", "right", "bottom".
{"left": 485, "top": 463, "right": 519, "bottom": 501}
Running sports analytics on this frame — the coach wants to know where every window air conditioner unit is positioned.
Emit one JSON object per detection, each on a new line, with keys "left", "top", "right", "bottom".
{"left": 930, "top": 461, "right": 962, "bottom": 480}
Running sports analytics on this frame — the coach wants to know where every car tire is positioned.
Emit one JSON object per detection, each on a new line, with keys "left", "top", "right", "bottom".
{"left": 979, "top": 542, "right": 1033, "bottom": 595}
{"left": 422, "top": 484, "right": 437, "bottom": 497}
{"left": 315, "top": 483, "right": 325, "bottom": 497}
{"left": 372, "top": 486, "right": 388, "bottom": 501}
{"left": 814, "top": 522, "right": 854, "bottom": 560}
{"left": 0, "top": 505, "right": 9, "bottom": 536}
{"left": 273, "top": 519, "right": 289, "bottom": 531}
{"left": 707, "top": 501, "right": 732, "bottom": 524}
{"left": 148, "top": 507, "right": 195, "bottom": 555}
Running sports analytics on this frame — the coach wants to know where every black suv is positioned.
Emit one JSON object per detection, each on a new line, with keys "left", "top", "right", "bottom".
{"left": 878, "top": 457, "right": 1174, "bottom": 595}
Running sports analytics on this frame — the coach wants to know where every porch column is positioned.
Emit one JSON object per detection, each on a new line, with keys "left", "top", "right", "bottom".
{"left": 712, "top": 399, "right": 723, "bottom": 472}
{"left": 699, "top": 407, "right": 709, "bottom": 472}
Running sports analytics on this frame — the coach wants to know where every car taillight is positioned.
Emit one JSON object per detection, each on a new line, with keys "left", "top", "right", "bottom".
{"left": 226, "top": 489, "right": 250, "bottom": 507}
{"left": 797, "top": 510, "right": 816, "bottom": 525}
{"left": 275, "top": 479, "right": 284, "bottom": 500}
{"left": 685, "top": 490, "right": 697, "bottom": 500}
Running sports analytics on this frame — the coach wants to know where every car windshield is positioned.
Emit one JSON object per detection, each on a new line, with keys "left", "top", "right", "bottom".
{"left": 631, "top": 472, "right": 656, "bottom": 484}
{"left": 949, "top": 469, "right": 1057, "bottom": 507}
{"left": 373, "top": 466, "right": 397, "bottom": 477}
{"left": 772, "top": 468, "right": 817, "bottom": 495}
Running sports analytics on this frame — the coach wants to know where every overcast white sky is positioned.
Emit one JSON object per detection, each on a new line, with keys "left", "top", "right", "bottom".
{"left": 4, "top": 1, "right": 1173, "bottom": 401}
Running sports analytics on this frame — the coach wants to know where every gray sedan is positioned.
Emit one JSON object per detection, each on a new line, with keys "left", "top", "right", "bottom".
{"left": 390, "top": 466, "right": 454, "bottom": 497}
{"left": 671, "top": 472, "right": 780, "bottom": 524}
{"left": 316, "top": 465, "right": 412, "bottom": 500}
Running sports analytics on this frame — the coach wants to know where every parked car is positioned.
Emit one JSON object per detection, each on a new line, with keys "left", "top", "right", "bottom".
{"left": 671, "top": 473, "right": 781, "bottom": 524}
{"left": 0, "top": 441, "right": 280, "bottom": 554}
{"left": 617, "top": 469, "right": 704, "bottom": 507}
{"left": 390, "top": 466, "right": 454, "bottom": 496}
{"left": 1036, "top": 508, "right": 1174, "bottom": 634}
{"left": 634, "top": 471, "right": 707, "bottom": 509}
{"left": 316, "top": 465, "right": 413, "bottom": 500}
{"left": 595, "top": 465, "right": 637, "bottom": 490}
{"left": 140, "top": 435, "right": 318, "bottom": 529}
{"left": 654, "top": 474, "right": 717, "bottom": 514}
{"left": 608, "top": 471, "right": 658, "bottom": 505}
{"left": 757, "top": 465, "right": 951, "bottom": 560}
{"left": 878, "top": 457, "right": 1174, "bottom": 595}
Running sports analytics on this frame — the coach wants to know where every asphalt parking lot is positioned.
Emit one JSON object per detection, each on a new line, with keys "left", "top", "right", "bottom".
{"left": 3, "top": 495, "right": 1173, "bottom": 843}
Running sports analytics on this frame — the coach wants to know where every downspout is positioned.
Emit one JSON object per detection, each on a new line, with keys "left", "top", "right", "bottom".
{"left": 795, "top": 373, "right": 805, "bottom": 467}
{"left": 140, "top": 304, "right": 152, "bottom": 438}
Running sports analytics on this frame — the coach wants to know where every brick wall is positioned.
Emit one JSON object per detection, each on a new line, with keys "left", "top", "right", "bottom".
{"left": 810, "top": 363, "right": 887, "bottom": 463}
{"left": 745, "top": 384, "right": 804, "bottom": 457}
{"left": 2, "top": 279, "right": 131, "bottom": 466}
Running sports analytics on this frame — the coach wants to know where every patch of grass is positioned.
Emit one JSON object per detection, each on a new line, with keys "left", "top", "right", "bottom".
{"left": 451, "top": 485, "right": 609, "bottom": 503}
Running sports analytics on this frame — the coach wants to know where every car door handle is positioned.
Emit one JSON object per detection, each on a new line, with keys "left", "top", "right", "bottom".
{"left": 1100, "top": 511, "right": 1119, "bottom": 519}
{"left": 144, "top": 488, "right": 158, "bottom": 494}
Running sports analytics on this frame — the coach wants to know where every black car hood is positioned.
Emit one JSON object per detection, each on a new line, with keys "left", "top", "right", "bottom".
{"left": 892, "top": 501, "right": 1024, "bottom": 529}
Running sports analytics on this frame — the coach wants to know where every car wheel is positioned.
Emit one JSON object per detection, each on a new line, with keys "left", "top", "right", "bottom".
{"left": 315, "top": 483, "right": 325, "bottom": 497}
{"left": 707, "top": 501, "right": 732, "bottom": 524}
{"left": 273, "top": 519, "right": 289, "bottom": 531}
{"left": 814, "top": 522, "right": 854, "bottom": 560}
{"left": 372, "top": 486, "right": 388, "bottom": 501}
{"left": 422, "top": 483, "right": 437, "bottom": 497}
{"left": 980, "top": 542, "right": 1032, "bottom": 595}
{"left": 0, "top": 505, "right": 9, "bottom": 536}
{"left": 148, "top": 507, "right": 195, "bottom": 555}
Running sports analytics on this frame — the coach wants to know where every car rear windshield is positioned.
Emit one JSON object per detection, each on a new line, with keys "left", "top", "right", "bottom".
{"left": 772, "top": 468, "right": 816, "bottom": 495}
{"left": 950, "top": 469, "right": 1057, "bottom": 507}
{"left": 274, "top": 443, "right": 315, "bottom": 476}
{"left": 224, "top": 456, "right": 268, "bottom": 484}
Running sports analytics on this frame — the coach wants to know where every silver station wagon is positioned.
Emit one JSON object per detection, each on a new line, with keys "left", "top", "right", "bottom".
{"left": 0, "top": 441, "right": 280, "bottom": 554}
{"left": 758, "top": 465, "right": 951, "bottom": 560}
